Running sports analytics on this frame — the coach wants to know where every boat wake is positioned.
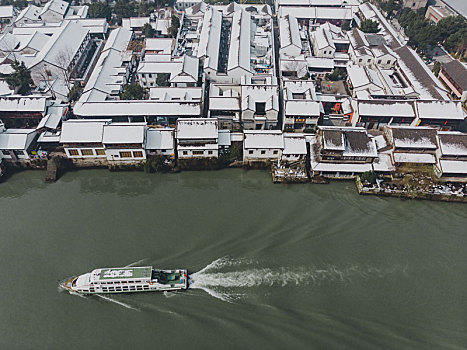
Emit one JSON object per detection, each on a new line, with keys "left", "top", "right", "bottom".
{"left": 95, "top": 294, "right": 140, "bottom": 311}
{"left": 189, "top": 257, "right": 401, "bottom": 302}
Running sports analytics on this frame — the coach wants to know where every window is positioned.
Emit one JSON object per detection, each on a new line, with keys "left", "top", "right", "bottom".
{"left": 2, "top": 150, "right": 9, "bottom": 155}
{"left": 119, "top": 151, "right": 132, "bottom": 158}
{"left": 387, "top": 60, "right": 391, "bottom": 64}
{"left": 207, "top": 150, "right": 213, "bottom": 155}
{"left": 367, "top": 59, "right": 371, "bottom": 63}
{"left": 261, "top": 150, "right": 266, "bottom": 155}
{"left": 183, "top": 151, "right": 188, "bottom": 155}
{"left": 377, "top": 60, "right": 381, "bottom": 64}
{"left": 80, "top": 149, "right": 94, "bottom": 156}
{"left": 133, "top": 151, "right": 143, "bottom": 158}
{"left": 255, "top": 102, "right": 266, "bottom": 115}
{"left": 149, "top": 74, "right": 153, "bottom": 78}
{"left": 96, "top": 149, "right": 105, "bottom": 156}
{"left": 249, "top": 150, "right": 254, "bottom": 155}
{"left": 161, "top": 149, "right": 166, "bottom": 152}
{"left": 68, "top": 149, "right": 79, "bottom": 156}
{"left": 359, "top": 59, "right": 362, "bottom": 62}
{"left": 273, "top": 150, "right": 278, "bottom": 155}
{"left": 192, "top": 150, "right": 204, "bottom": 155}
{"left": 13, "top": 150, "right": 24, "bottom": 157}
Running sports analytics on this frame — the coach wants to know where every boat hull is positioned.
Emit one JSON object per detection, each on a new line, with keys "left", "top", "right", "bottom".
{"left": 60, "top": 268, "right": 188, "bottom": 295}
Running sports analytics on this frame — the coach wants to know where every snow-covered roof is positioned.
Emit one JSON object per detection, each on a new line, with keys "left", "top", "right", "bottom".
{"left": 209, "top": 97, "right": 241, "bottom": 111}
{"left": 65, "top": 18, "right": 109, "bottom": 35}
{"left": 103, "top": 27, "right": 132, "bottom": 53}
{"left": 0, "top": 96, "right": 47, "bottom": 112}
{"left": 37, "top": 130, "right": 61, "bottom": 143}
{"left": 437, "top": 132, "right": 467, "bottom": 157}
{"left": 244, "top": 130, "right": 284, "bottom": 149}
{"left": 439, "top": 160, "right": 467, "bottom": 175}
{"left": 0, "top": 5, "right": 14, "bottom": 18}
{"left": 149, "top": 87, "right": 202, "bottom": 101}
{"left": 393, "top": 152, "right": 436, "bottom": 164}
{"left": 283, "top": 133, "right": 306, "bottom": 155}
{"left": 60, "top": 119, "right": 110, "bottom": 143}
{"left": 306, "top": 57, "right": 334, "bottom": 69}
{"left": 279, "top": 15, "right": 301, "bottom": 51}
{"left": 0, "top": 129, "right": 35, "bottom": 150}
{"left": 241, "top": 84, "right": 279, "bottom": 112}
{"left": 74, "top": 100, "right": 202, "bottom": 117}
{"left": 347, "top": 28, "right": 369, "bottom": 49}
{"left": 322, "top": 128, "right": 344, "bottom": 150}
{"left": 416, "top": 101, "right": 465, "bottom": 120}
{"left": 40, "top": 0, "right": 69, "bottom": 17}
{"left": 0, "top": 81, "right": 14, "bottom": 96}
{"left": 394, "top": 46, "right": 449, "bottom": 101}
{"left": 177, "top": 118, "right": 218, "bottom": 140}
{"left": 228, "top": 9, "right": 251, "bottom": 73}
{"left": 390, "top": 126, "right": 438, "bottom": 149}
{"left": 218, "top": 129, "right": 231, "bottom": 146}
{"left": 145, "top": 128, "right": 174, "bottom": 150}
{"left": 122, "top": 17, "right": 150, "bottom": 29}
{"left": 312, "top": 25, "right": 335, "bottom": 50}
{"left": 80, "top": 49, "right": 125, "bottom": 100}
{"left": 29, "top": 21, "right": 89, "bottom": 69}
{"left": 144, "top": 38, "right": 173, "bottom": 54}
{"left": 285, "top": 100, "right": 321, "bottom": 116}
{"left": 358, "top": 101, "right": 415, "bottom": 117}
{"left": 347, "top": 65, "right": 384, "bottom": 90}
{"left": 372, "top": 153, "right": 395, "bottom": 172}
{"left": 102, "top": 122, "right": 146, "bottom": 144}
{"left": 16, "top": 5, "right": 41, "bottom": 23}
{"left": 321, "top": 127, "right": 377, "bottom": 157}
{"left": 198, "top": 9, "right": 222, "bottom": 70}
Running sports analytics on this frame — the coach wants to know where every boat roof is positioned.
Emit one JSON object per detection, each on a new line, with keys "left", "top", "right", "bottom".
{"left": 95, "top": 267, "right": 152, "bottom": 281}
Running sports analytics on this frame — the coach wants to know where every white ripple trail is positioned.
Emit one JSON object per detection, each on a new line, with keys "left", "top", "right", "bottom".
{"left": 189, "top": 258, "right": 400, "bottom": 302}
{"left": 96, "top": 294, "right": 140, "bottom": 311}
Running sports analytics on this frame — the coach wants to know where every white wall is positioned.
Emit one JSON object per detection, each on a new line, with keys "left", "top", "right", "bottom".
{"left": 243, "top": 148, "right": 282, "bottom": 161}
{"left": 64, "top": 147, "right": 107, "bottom": 158}
{"left": 178, "top": 148, "right": 218, "bottom": 159}
{"left": 105, "top": 148, "right": 146, "bottom": 162}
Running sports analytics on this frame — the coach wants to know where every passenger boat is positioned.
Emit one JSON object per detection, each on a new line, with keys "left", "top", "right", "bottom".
{"left": 61, "top": 266, "right": 188, "bottom": 294}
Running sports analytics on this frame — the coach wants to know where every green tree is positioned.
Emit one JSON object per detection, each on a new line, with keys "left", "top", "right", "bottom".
{"left": 361, "top": 171, "right": 377, "bottom": 184}
{"left": 5, "top": 60, "right": 33, "bottom": 95}
{"left": 114, "top": 0, "right": 136, "bottom": 20}
{"left": 121, "top": 83, "right": 145, "bottom": 100}
{"left": 432, "top": 61, "right": 441, "bottom": 76}
{"left": 359, "top": 19, "right": 380, "bottom": 33}
{"left": 156, "top": 73, "right": 170, "bottom": 87}
{"left": 341, "top": 21, "right": 351, "bottom": 31}
{"left": 142, "top": 23, "right": 155, "bottom": 38}
{"left": 379, "top": 0, "right": 401, "bottom": 19}
{"left": 88, "top": 2, "right": 111, "bottom": 21}
{"left": 169, "top": 15, "right": 180, "bottom": 38}
{"left": 67, "top": 83, "right": 81, "bottom": 102}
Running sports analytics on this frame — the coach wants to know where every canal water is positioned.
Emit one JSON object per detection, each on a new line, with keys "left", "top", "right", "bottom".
{"left": 0, "top": 169, "right": 466, "bottom": 349}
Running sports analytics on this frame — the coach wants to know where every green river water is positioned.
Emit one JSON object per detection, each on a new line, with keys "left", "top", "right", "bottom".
{"left": 0, "top": 169, "right": 466, "bottom": 349}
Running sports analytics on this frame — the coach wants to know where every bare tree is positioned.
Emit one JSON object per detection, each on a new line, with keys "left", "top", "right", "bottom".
{"left": 52, "top": 46, "right": 75, "bottom": 94}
